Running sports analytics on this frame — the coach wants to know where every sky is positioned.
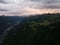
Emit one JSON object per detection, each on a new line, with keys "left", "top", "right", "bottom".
{"left": 0, "top": 0, "right": 60, "bottom": 16}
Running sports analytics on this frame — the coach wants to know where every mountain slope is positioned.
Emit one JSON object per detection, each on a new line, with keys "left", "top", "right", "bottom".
{"left": 0, "top": 16, "right": 26, "bottom": 35}
{"left": 1, "top": 13, "right": 60, "bottom": 45}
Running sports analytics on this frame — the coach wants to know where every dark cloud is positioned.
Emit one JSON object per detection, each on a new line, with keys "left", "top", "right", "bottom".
{"left": 44, "top": 0, "right": 57, "bottom": 4}
{"left": 44, "top": 5, "right": 60, "bottom": 9}
{"left": 0, "top": 9, "right": 8, "bottom": 11}
{"left": 30, "top": 0, "right": 41, "bottom": 2}
{"left": 43, "top": 0, "right": 60, "bottom": 9}
{"left": 0, "top": 0, "right": 4, "bottom": 3}
{"left": 30, "top": 0, "right": 60, "bottom": 9}
{"left": 0, "top": 0, "right": 7, "bottom": 4}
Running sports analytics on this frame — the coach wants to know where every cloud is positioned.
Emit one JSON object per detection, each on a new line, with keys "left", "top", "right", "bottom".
{"left": 0, "top": 0, "right": 7, "bottom": 4}
{"left": 30, "top": 0, "right": 60, "bottom": 9}
{"left": 43, "top": 0, "right": 60, "bottom": 9}
{"left": 0, "top": 0, "right": 60, "bottom": 16}
{"left": 0, "top": 9, "right": 8, "bottom": 11}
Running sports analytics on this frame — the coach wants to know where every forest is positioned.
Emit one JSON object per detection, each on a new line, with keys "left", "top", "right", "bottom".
{"left": 1, "top": 13, "right": 60, "bottom": 45}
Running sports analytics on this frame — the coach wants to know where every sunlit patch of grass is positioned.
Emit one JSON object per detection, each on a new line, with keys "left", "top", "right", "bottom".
{"left": 39, "top": 20, "right": 49, "bottom": 26}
